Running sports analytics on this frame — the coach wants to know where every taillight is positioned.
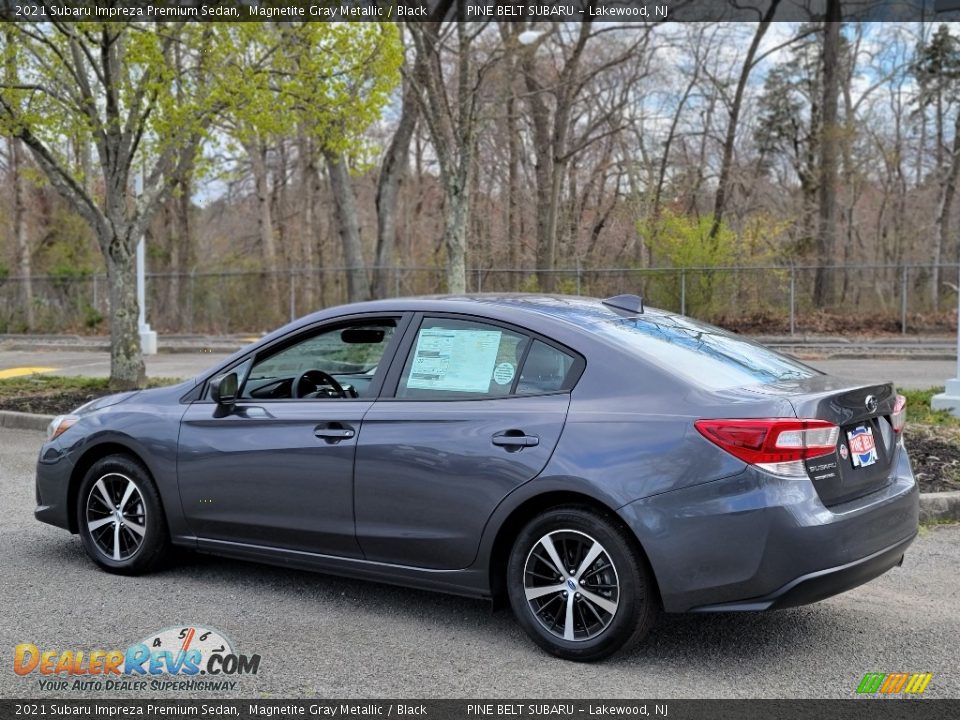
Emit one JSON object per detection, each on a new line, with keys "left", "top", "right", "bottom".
{"left": 892, "top": 394, "right": 906, "bottom": 433}
{"left": 694, "top": 418, "right": 840, "bottom": 479}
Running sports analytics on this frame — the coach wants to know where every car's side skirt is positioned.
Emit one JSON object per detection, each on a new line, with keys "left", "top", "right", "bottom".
{"left": 193, "top": 537, "right": 492, "bottom": 600}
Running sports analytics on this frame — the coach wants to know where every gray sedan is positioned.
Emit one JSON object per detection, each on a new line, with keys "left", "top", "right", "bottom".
{"left": 35, "top": 294, "right": 918, "bottom": 661}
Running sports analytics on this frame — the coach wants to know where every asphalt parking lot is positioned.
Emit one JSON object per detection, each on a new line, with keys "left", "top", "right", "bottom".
{"left": 1, "top": 427, "right": 958, "bottom": 699}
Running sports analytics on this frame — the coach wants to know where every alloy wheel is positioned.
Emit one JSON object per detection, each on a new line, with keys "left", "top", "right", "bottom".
{"left": 85, "top": 473, "right": 147, "bottom": 561}
{"left": 523, "top": 529, "right": 620, "bottom": 642}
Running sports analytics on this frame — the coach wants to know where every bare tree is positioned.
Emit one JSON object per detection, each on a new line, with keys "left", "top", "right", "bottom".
{"left": 326, "top": 151, "right": 367, "bottom": 303}
{"left": 709, "top": 3, "right": 780, "bottom": 238}
{"left": 373, "top": 75, "right": 419, "bottom": 299}
{"left": 814, "top": 7, "right": 842, "bottom": 308}
{"left": 408, "top": 17, "right": 489, "bottom": 293}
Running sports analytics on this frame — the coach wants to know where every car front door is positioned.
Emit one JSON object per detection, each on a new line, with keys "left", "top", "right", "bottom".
{"left": 353, "top": 315, "right": 582, "bottom": 570}
{"left": 177, "top": 315, "right": 406, "bottom": 558}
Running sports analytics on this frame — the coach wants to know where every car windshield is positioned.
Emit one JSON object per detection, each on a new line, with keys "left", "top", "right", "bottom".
{"left": 565, "top": 304, "right": 818, "bottom": 390}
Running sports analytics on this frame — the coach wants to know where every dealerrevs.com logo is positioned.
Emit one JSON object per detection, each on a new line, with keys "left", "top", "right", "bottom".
{"left": 14, "top": 625, "right": 260, "bottom": 693}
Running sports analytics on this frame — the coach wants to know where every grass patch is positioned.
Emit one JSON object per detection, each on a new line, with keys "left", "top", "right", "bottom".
{"left": 0, "top": 374, "right": 184, "bottom": 415}
{"left": 919, "top": 519, "right": 959, "bottom": 534}
{"left": 0, "top": 375, "right": 180, "bottom": 399}
{"left": 900, "top": 388, "right": 960, "bottom": 428}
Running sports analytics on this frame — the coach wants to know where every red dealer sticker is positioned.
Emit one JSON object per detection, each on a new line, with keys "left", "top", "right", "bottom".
{"left": 846, "top": 426, "right": 878, "bottom": 468}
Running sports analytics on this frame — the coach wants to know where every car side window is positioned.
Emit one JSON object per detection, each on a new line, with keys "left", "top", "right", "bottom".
{"left": 241, "top": 320, "right": 396, "bottom": 400}
{"left": 516, "top": 340, "right": 576, "bottom": 395}
{"left": 396, "top": 318, "right": 530, "bottom": 400}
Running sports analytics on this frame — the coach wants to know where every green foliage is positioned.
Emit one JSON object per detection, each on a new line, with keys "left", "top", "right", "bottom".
{"left": 34, "top": 205, "right": 100, "bottom": 277}
{"left": 900, "top": 388, "right": 960, "bottom": 428}
{"left": 83, "top": 303, "right": 104, "bottom": 330}
{"left": 913, "top": 24, "right": 960, "bottom": 107}
{"left": 213, "top": 23, "right": 402, "bottom": 162}
{"left": 0, "top": 263, "right": 8, "bottom": 281}
{"left": 520, "top": 274, "right": 540, "bottom": 293}
{"left": 555, "top": 278, "right": 580, "bottom": 295}
{"left": 636, "top": 210, "right": 789, "bottom": 318}
{"left": 639, "top": 208, "right": 737, "bottom": 268}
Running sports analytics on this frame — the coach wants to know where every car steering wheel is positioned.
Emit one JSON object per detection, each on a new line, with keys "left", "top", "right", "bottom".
{"left": 293, "top": 369, "right": 347, "bottom": 399}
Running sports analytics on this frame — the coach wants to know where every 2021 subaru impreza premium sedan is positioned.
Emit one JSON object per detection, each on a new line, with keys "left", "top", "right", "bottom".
{"left": 35, "top": 294, "right": 918, "bottom": 661}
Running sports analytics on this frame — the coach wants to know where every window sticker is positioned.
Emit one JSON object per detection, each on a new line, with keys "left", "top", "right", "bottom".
{"left": 406, "top": 328, "right": 502, "bottom": 393}
{"left": 493, "top": 362, "right": 515, "bottom": 386}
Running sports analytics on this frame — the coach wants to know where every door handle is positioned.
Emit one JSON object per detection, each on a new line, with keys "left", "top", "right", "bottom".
{"left": 492, "top": 431, "right": 539, "bottom": 448}
{"left": 314, "top": 423, "right": 356, "bottom": 442}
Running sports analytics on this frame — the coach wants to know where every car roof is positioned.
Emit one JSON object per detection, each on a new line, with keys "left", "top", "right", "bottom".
{"left": 304, "top": 293, "right": 672, "bottom": 328}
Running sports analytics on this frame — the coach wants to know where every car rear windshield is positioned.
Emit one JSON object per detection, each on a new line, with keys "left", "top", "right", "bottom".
{"left": 582, "top": 310, "right": 819, "bottom": 390}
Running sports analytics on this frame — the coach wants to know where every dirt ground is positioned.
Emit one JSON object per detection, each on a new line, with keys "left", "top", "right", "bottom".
{"left": 905, "top": 425, "right": 960, "bottom": 493}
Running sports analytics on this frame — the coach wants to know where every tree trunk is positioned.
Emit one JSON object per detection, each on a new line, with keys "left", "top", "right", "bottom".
{"left": 11, "top": 138, "right": 34, "bottom": 330}
{"left": 175, "top": 166, "right": 193, "bottom": 310}
{"left": 374, "top": 77, "right": 419, "bottom": 299}
{"left": 506, "top": 89, "right": 521, "bottom": 288}
{"left": 814, "top": 7, "right": 841, "bottom": 309}
{"left": 521, "top": 23, "right": 591, "bottom": 292}
{"left": 249, "top": 138, "right": 282, "bottom": 322}
{"left": 407, "top": 19, "right": 475, "bottom": 296}
{"left": 105, "top": 236, "right": 146, "bottom": 389}
{"left": 299, "top": 133, "right": 319, "bottom": 310}
{"left": 933, "top": 111, "right": 960, "bottom": 311}
{"left": 326, "top": 151, "right": 368, "bottom": 303}
{"left": 442, "top": 176, "right": 468, "bottom": 294}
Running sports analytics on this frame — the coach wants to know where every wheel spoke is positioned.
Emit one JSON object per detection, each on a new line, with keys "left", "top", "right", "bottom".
{"left": 574, "top": 541, "right": 604, "bottom": 580}
{"left": 580, "top": 596, "right": 605, "bottom": 626}
{"left": 524, "top": 583, "right": 566, "bottom": 601}
{"left": 524, "top": 529, "right": 620, "bottom": 643}
{"left": 95, "top": 479, "right": 113, "bottom": 509}
{"left": 112, "top": 522, "right": 121, "bottom": 561}
{"left": 118, "top": 481, "right": 136, "bottom": 512}
{"left": 539, "top": 535, "right": 567, "bottom": 578}
{"left": 580, "top": 587, "right": 618, "bottom": 616}
{"left": 563, "top": 593, "right": 575, "bottom": 640}
{"left": 87, "top": 517, "right": 114, "bottom": 532}
{"left": 124, "top": 520, "right": 146, "bottom": 537}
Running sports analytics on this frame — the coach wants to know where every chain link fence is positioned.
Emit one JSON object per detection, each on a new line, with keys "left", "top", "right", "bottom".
{"left": 0, "top": 264, "right": 957, "bottom": 335}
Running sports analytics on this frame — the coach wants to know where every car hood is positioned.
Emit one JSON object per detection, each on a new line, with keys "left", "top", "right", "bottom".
{"left": 76, "top": 390, "right": 140, "bottom": 415}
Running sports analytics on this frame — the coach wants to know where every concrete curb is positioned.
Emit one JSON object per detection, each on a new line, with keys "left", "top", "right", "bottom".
{"left": 919, "top": 491, "right": 960, "bottom": 524}
{"left": 1, "top": 408, "right": 958, "bottom": 524}
{"left": 0, "top": 410, "right": 55, "bottom": 432}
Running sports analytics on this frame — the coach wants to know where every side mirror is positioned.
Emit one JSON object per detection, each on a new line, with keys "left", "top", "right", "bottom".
{"left": 210, "top": 372, "right": 239, "bottom": 406}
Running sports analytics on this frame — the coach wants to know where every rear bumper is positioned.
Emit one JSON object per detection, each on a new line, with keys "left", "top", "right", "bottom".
{"left": 689, "top": 532, "right": 914, "bottom": 612}
{"left": 618, "top": 441, "right": 919, "bottom": 612}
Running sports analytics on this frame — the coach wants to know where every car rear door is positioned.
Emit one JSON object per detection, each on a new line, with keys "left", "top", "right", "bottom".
{"left": 353, "top": 314, "right": 583, "bottom": 570}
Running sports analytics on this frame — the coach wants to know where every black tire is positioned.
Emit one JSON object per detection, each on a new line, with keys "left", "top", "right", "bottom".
{"left": 507, "top": 505, "right": 657, "bottom": 662}
{"left": 76, "top": 454, "right": 169, "bottom": 575}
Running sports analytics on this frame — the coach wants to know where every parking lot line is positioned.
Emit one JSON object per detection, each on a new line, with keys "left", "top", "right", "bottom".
{"left": 0, "top": 366, "right": 58, "bottom": 379}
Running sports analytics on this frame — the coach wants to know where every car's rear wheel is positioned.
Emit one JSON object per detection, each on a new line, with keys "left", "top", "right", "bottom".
{"left": 76, "top": 455, "right": 168, "bottom": 575}
{"left": 507, "top": 506, "right": 657, "bottom": 661}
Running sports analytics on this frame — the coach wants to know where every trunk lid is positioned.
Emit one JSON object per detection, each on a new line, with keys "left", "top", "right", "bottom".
{"left": 746, "top": 375, "right": 899, "bottom": 506}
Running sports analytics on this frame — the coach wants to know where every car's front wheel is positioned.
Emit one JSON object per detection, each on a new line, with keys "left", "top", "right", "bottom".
{"left": 507, "top": 506, "right": 657, "bottom": 661}
{"left": 76, "top": 454, "right": 169, "bottom": 575}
